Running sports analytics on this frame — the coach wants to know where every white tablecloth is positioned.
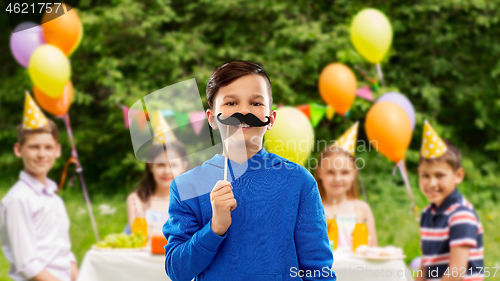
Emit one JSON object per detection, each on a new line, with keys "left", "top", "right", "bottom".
{"left": 332, "top": 248, "right": 414, "bottom": 281}
{"left": 76, "top": 248, "right": 170, "bottom": 281}
{"left": 76, "top": 248, "right": 413, "bottom": 281}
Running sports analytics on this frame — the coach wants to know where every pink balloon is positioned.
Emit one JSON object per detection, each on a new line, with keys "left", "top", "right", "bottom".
{"left": 10, "top": 22, "right": 46, "bottom": 68}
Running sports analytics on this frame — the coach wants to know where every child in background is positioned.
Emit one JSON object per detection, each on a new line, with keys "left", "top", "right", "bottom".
{"left": 314, "top": 123, "right": 378, "bottom": 249}
{"left": 126, "top": 141, "right": 189, "bottom": 238}
{"left": 0, "top": 94, "right": 78, "bottom": 281}
{"left": 416, "top": 121, "right": 483, "bottom": 281}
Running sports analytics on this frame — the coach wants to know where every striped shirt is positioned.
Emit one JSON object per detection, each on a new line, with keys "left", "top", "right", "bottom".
{"left": 420, "top": 188, "right": 484, "bottom": 281}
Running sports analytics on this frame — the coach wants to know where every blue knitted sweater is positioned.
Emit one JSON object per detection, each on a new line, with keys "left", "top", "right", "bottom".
{"left": 163, "top": 147, "right": 336, "bottom": 281}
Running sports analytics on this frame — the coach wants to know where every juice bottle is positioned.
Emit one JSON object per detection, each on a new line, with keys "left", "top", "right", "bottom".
{"left": 326, "top": 200, "right": 338, "bottom": 250}
{"left": 326, "top": 217, "right": 338, "bottom": 250}
{"left": 132, "top": 216, "right": 148, "bottom": 247}
{"left": 352, "top": 219, "right": 369, "bottom": 252}
{"left": 151, "top": 235, "right": 168, "bottom": 254}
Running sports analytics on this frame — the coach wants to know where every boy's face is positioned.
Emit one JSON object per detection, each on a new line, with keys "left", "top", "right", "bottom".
{"left": 207, "top": 74, "right": 276, "bottom": 146}
{"left": 418, "top": 160, "right": 464, "bottom": 207}
{"left": 14, "top": 133, "right": 61, "bottom": 178}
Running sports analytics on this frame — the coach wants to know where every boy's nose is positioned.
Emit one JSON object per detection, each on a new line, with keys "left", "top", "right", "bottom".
{"left": 236, "top": 104, "right": 251, "bottom": 115}
{"left": 428, "top": 177, "right": 439, "bottom": 188}
{"left": 38, "top": 148, "right": 48, "bottom": 158}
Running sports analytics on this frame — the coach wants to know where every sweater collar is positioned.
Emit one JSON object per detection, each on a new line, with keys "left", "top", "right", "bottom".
{"left": 208, "top": 147, "right": 285, "bottom": 176}
{"left": 211, "top": 147, "right": 268, "bottom": 169}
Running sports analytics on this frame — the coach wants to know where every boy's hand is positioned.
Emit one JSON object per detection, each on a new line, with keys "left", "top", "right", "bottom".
{"left": 210, "top": 180, "right": 237, "bottom": 236}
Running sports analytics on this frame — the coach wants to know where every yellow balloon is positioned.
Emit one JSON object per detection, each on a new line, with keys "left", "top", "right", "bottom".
{"left": 28, "top": 44, "right": 71, "bottom": 98}
{"left": 350, "top": 8, "right": 393, "bottom": 64}
{"left": 264, "top": 107, "right": 314, "bottom": 166}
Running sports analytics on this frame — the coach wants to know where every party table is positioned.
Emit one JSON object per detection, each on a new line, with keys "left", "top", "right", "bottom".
{"left": 332, "top": 248, "right": 414, "bottom": 281}
{"left": 76, "top": 247, "right": 413, "bottom": 281}
{"left": 76, "top": 247, "right": 171, "bottom": 281}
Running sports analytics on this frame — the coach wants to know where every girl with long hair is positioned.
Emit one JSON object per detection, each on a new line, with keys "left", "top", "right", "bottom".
{"left": 314, "top": 144, "right": 378, "bottom": 249}
{"left": 125, "top": 141, "right": 189, "bottom": 235}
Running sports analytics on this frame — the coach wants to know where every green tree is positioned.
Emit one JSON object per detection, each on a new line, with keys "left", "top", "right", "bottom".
{"left": 0, "top": 0, "right": 498, "bottom": 201}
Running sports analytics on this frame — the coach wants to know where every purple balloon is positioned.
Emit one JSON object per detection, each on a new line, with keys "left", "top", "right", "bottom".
{"left": 410, "top": 256, "right": 421, "bottom": 270}
{"left": 10, "top": 22, "right": 46, "bottom": 68}
{"left": 376, "top": 92, "right": 416, "bottom": 131}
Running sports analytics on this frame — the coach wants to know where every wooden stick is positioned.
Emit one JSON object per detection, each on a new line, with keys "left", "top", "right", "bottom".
{"left": 224, "top": 125, "right": 228, "bottom": 181}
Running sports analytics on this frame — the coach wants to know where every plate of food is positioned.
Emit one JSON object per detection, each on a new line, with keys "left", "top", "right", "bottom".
{"left": 351, "top": 245, "right": 406, "bottom": 261}
{"left": 91, "top": 245, "right": 147, "bottom": 252}
{"left": 92, "top": 233, "right": 147, "bottom": 251}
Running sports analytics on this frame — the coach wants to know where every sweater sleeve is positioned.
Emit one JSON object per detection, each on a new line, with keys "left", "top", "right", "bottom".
{"left": 163, "top": 179, "right": 227, "bottom": 281}
{"left": 294, "top": 181, "right": 337, "bottom": 281}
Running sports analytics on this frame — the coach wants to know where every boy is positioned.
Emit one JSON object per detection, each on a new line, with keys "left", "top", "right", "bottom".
{"left": 417, "top": 121, "right": 483, "bottom": 281}
{"left": 163, "top": 61, "right": 336, "bottom": 280}
{"left": 0, "top": 94, "right": 78, "bottom": 281}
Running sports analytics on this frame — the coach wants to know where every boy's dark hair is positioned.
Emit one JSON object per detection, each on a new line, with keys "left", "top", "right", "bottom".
{"left": 17, "top": 119, "right": 59, "bottom": 145}
{"left": 206, "top": 60, "right": 273, "bottom": 111}
{"left": 419, "top": 139, "right": 462, "bottom": 171}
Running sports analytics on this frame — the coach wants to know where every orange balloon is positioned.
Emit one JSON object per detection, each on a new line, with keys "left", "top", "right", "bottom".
{"left": 34, "top": 81, "right": 74, "bottom": 116}
{"left": 42, "top": 4, "right": 82, "bottom": 56}
{"left": 365, "top": 101, "right": 412, "bottom": 162}
{"left": 318, "top": 63, "right": 357, "bottom": 116}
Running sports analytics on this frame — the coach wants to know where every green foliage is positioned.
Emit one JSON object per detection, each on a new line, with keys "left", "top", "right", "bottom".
{"left": 0, "top": 1, "right": 499, "bottom": 200}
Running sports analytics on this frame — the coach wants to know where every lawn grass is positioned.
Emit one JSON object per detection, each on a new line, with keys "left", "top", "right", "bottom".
{"left": 0, "top": 173, "right": 499, "bottom": 280}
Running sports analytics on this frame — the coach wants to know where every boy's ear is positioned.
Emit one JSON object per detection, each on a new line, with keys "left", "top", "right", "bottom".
{"left": 13, "top": 143, "right": 22, "bottom": 158}
{"left": 266, "top": 110, "right": 277, "bottom": 131}
{"left": 454, "top": 167, "right": 465, "bottom": 185}
{"left": 206, "top": 109, "right": 218, "bottom": 130}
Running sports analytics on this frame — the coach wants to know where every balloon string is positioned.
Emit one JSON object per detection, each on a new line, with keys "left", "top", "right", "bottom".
{"left": 376, "top": 63, "right": 385, "bottom": 87}
{"left": 357, "top": 171, "right": 368, "bottom": 203}
{"left": 397, "top": 160, "right": 419, "bottom": 221}
{"left": 59, "top": 114, "right": 100, "bottom": 241}
{"left": 58, "top": 156, "right": 78, "bottom": 193}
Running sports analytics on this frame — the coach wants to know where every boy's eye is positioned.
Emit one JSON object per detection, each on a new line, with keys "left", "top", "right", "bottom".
{"left": 252, "top": 102, "right": 263, "bottom": 106}
{"left": 226, "top": 102, "right": 236, "bottom": 106}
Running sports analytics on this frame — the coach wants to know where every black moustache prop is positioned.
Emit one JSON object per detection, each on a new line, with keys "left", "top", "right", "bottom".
{"left": 217, "top": 112, "right": 270, "bottom": 127}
